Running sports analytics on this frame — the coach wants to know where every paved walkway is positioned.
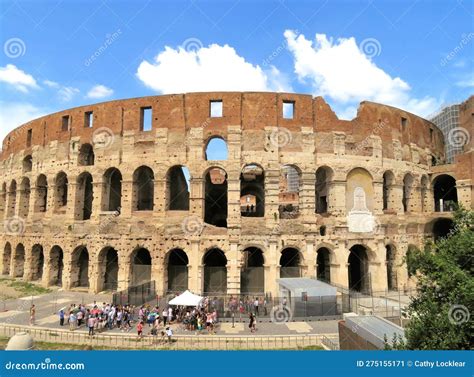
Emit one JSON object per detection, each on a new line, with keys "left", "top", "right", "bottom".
{"left": 0, "top": 291, "right": 339, "bottom": 337}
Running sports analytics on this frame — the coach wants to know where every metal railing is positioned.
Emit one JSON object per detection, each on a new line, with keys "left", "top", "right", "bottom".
{"left": 112, "top": 281, "right": 156, "bottom": 306}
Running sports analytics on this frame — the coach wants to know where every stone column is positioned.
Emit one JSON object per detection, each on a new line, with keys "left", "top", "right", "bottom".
{"left": 226, "top": 172, "right": 241, "bottom": 229}
{"left": 151, "top": 248, "right": 165, "bottom": 296}
{"left": 329, "top": 180, "right": 345, "bottom": 216}
{"left": 90, "top": 180, "right": 104, "bottom": 222}
{"left": 188, "top": 238, "right": 201, "bottom": 293}
{"left": 304, "top": 238, "right": 316, "bottom": 278}
{"left": 265, "top": 167, "right": 280, "bottom": 227}
{"left": 189, "top": 177, "right": 204, "bottom": 219}
{"left": 117, "top": 251, "right": 131, "bottom": 291}
{"left": 61, "top": 250, "right": 74, "bottom": 290}
{"left": 373, "top": 181, "right": 384, "bottom": 215}
{"left": 391, "top": 184, "right": 404, "bottom": 214}
{"left": 88, "top": 249, "right": 100, "bottom": 293}
{"left": 331, "top": 242, "right": 348, "bottom": 288}
{"left": 120, "top": 179, "right": 133, "bottom": 218}
{"left": 67, "top": 180, "right": 78, "bottom": 221}
{"left": 368, "top": 242, "right": 387, "bottom": 292}
{"left": 227, "top": 240, "right": 240, "bottom": 295}
{"left": 265, "top": 240, "right": 279, "bottom": 297}
{"left": 300, "top": 171, "right": 316, "bottom": 220}
{"left": 153, "top": 177, "right": 166, "bottom": 219}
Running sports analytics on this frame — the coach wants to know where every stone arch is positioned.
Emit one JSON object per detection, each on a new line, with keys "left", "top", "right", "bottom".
{"left": 30, "top": 244, "right": 44, "bottom": 281}
{"left": 133, "top": 166, "right": 154, "bottom": 211}
{"left": 280, "top": 247, "right": 301, "bottom": 278}
{"left": 18, "top": 177, "right": 30, "bottom": 218}
{"left": 347, "top": 244, "right": 370, "bottom": 293}
{"left": 130, "top": 247, "right": 152, "bottom": 286}
{"left": 279, "top": 164, "right": 301, "bottom": 218}
{"left": 166, "top": 166, "right": 190, "bottom": 211}
{"left": 166, "top": 248, "right": 189, "bottom": 293}
{"left": 7, "top": 180, "right": 17, "bottom": 217}
{"left": 76, "top": 172, "right": 93, "bottom": 220}
{"left": 22, "top": 155, "right": 32, "bottom": 172}
{"left": 426, "top": 217, "right": 454, "bottom": 241}
{"left": 316, "top": 247, "right": 332, "bottom": 283}
{"left": 240, "top": 164, "right": 265, "bottom": 217}
{"left": 78, "top": 143, "right": 94, "bottom": 166}
{"left": 315, "top": 166, "right": 333, "bottom": 214}
{"left": 402, "top": 173, "right": 415, "bottom": 212}
{"left": 346, "top": 168, "right": 374, "bottom": 213}
{"left": 382, "top": 170, "right": 396, "bottom": 211}
{"left": 2, "top": 242, "right": 12, "bottom": 275}
{"left": 48, "top": 246, "right": 63, "bottom": 286}
{"left": 12, "top": 243, "right": 25, "bottom": 278}
{"left": 97, "top": 247, "right": 119, "bottom": 291}
{"left": 54, "top": 172, "right": 68, "bottom": 210}
{"left": 204, "top": 167, "right": 228, "bottom": 227}
{"left": 241, "top": 247, "right": 265, "bottom": 294}
{"left": 70, "top": 246, "right": 89, "bottom": 288}
{"left": 205, "top": 136, "right": 228, "bottom": 161}
{"left": 102, "top": 168, "right": 122, "bottom": 212}
{"left": 432, "top": 174, "right": 457, "bottom": 212}
{"left": 34, "top": 174, "right": 48, "bottom": 213}
{"left": 203, "top": 248, "right": 227, "bottom": 294}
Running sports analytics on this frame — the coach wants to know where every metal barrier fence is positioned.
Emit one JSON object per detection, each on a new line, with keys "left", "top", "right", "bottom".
{"left": 112, "top": 281, "right": 156, "bottom": 306}
{"left": 0, "top": 324, "right": 329, "bottom": 350}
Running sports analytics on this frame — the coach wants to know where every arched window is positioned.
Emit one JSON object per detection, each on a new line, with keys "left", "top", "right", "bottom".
{"left": 98, "top": 247, "right": 119, "bottom": 291}
{"left": 316, "top": 247, "right": 331, "bottom": 283}
{"left": 7, "top": 180, "right": 17, "bottom": 217}
{"left": 241, "top": 164, "right": 265, "bottom": 217}
{"left": 402, "top": 174, "right": 414, "bottom": 212}
{"left": 433, "top": 175, "right": 457, "bottom": 212}
{"left": 166, "top": 166, "right": 190, "bottom": 210}
{"left": 205, "top": 137, "right": 228, "bottom": 160}
{"left": 48, "top": 246, "right": 63, "bottom": 286}
{"left": 0, "top": 183, "right": 6, "bottom": 219}
{"left": 78, "top": 143, "right": 94, "bottom": 166}
{"left": 102, "top": 168, "right": 122, "bottom": 212}
{"left": 315, "top": 167, "right": 333, "bottom": 214}
{"left": 203, "top": 248, "right": 227, "bottom": 294}
{"left": 34, "top": 174, "right": 48, "bottom": 213}
{"left": 131, "top": 247, "right": 152, "bottom": 285}
{"left": 133, "top": 166, "right": 154, "bottom": 211}
{"left": 76, "top": 173, "right": 93, "bottom": 220}
{"left": 18, "top": 178, "right": 30, "bottom": 218}
{"left": 204, "top": 168, "right": 227, "bottom": 227}
{"left": 30, "top": 244, "right": 44, "bottom": 281}
{"left": 279, "top": 165, "right": 300, "bottom": 218}
{"left": 22, "top": 155, "right": 32, "bottom": 172}
{"left": 167, "top": 249, "right": 189, "bottom": 292}
{"left": 54, "top": 172, "right": 68, "bottom": 210}
{"left": 71, "top": 246, "right": 89, "bottom": 287}
{"left": 280, "top": 248, "right": 301, "bottom": 278}
{"left": 241, "top": 247, "right": 264, "bottom": 294}
{"left": 348, "top": 245, "right": 370, "bottom": 293}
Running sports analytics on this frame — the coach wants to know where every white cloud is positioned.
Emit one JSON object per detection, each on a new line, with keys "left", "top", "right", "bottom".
{"left": 284, "top": 30, "right": 440, "bottom": 118}
{"left": 0, "top": 102, "right": 47, "bottom": 150}
{"left": 136, "top": 43, "right": 289, "bottom": 93}
{"left": 0, "top": 64, "right": 39, "bottom": 93}
{"left": 456, "top": 78, "right": 474, "bottom": 88}
{"left": 43, "top": 79, "right": 59, "bottom": 88}
{"left": 58, "top": 86, "right": 80, "bottom": 102}
{"left": 86, "top": 84, "right": 114, "bottom": 99}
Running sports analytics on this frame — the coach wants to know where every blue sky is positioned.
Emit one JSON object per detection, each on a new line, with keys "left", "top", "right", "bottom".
{"left": 0, "top": 0, "right": 472, "bottom": 144}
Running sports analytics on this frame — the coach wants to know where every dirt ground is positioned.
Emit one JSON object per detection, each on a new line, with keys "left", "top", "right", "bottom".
{"left": 0, "top": 278, "right": 52, "bottom": 300}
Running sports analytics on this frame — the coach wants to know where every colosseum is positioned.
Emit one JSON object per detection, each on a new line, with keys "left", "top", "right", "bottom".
{"left": 0, "top": 92, "right": 472, "bottom": 298}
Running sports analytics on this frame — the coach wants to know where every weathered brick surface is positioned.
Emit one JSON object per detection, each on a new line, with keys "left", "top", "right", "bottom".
{"left": 0, "top": 92, "right": 471, "bottom": 296}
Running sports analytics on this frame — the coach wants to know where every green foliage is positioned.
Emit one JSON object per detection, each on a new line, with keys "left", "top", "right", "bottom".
{"left": 403, "top": 207, "right": 474, "bottom": 350}
{"left": 383, "top": 333, "right": 407, "bottom": 350}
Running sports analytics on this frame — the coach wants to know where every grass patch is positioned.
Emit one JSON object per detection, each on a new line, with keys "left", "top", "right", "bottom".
{"left": 6, "top": 280, "right": 51, "bottom": 296}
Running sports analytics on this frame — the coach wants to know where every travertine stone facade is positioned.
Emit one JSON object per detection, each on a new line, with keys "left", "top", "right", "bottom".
{"left": 0, "top": 92, "right": 472, "bottom": 297}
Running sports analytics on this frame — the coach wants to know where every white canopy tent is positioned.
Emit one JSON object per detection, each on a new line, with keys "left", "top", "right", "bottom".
{"left": 168, "top": 290, "right": 204, "bottom": 307}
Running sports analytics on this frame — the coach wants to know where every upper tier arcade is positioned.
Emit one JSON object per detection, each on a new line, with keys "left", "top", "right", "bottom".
{"left": 1, "top": 92, "right": 445, "bottom": 162}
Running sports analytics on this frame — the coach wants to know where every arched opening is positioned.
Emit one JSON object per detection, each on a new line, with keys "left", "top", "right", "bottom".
{"left": 54, "top": 172, "right": 68, "bottom": 210}
{"left": 71, "top": 246, "right": 89, "bottom": 288}
{"left": 382, "top": 171, "right": 395, "bottom": 211}
{"left": 241, "top": 247, "right": 264, "bottom": 294}
{"left": 166, "top": 166, "right": 190, "bottom": 210}
{"left": 2, "top": 242, "right": 12, "bottom": 275}
{"left": 386, "top": 244, "right": 397, "bottom": 291}
{"left": 402, "top": 174, "right": 414, "bottom": 212}
{"left": 316, "top": 247, "right": 331, "bottom": 283}
{"left": 34, "top": 174, "right": 48, "bottom": 213}
{"left": 167, "top": 249, "right": 189, "bottom": 293}
{"left": 133, "top": 166, "right": 154, "bottom": 211}
{"left": 13, "top": 244, "right": 25, "bottom": 278}
{"left": 98, "top": 247, "right": 119, "bottom": 291}
{"left": 48, "top": 246, "right": 63, "bottom": 286}
{"left": 7, "top": 180, "right": 17, "bottom": 217}
{"left": 22, "top": 155, "right": 32, "bottom": 172}
{"left": 203, "top": 248, "right": 227, "bottom": 294}
{"left": 131, "top": 248, "right": 152, "bottom": 286}
{"left": 348, "top": 245, "right": 369, "bottom": 293}
{"left": 279, "top": 165, "right": 300, "bottom": 218}
{"left": 420, "top": 175, "right": 429, "bottom": 212}
{"left": 315, "top": 167, "right": 332, "bottom": 214}
{"left": 18, "top": 178, "right": 30, "bottom": 218}
{"left": 431, "top": 218, "right": 454, "bottom": 241}
{"left": 346, "top": 168, "right": 374, "bottom": 212}
{"left": 78, "top": 143, "right": 95, "bottom": 166}
{"left": 102, "top": 168, "right": 122, "bottom": 212}
{"left": 76, "top": 173, "right": 93, "bottom": 220}
{"left": 240, "top": 164, "right": 265, "bottom": 217}
{"left": 205, "top": 137, "right": 228, "bottom": 160}
{"left": 280, "top": 248, "right": 301, "bottom": 278}
{"left": 204, "top": 168, "right": 228, "bottom": 227}
{"left": 433, "top": 174, "right": 458, "bottom": 212}
{"left": 30, "top": 244, "right": 44, "bottom": 281}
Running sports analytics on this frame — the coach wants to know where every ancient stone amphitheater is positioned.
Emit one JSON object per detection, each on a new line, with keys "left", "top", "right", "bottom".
{"left": 0, "top": 92, "right": 471, "bottom": 297}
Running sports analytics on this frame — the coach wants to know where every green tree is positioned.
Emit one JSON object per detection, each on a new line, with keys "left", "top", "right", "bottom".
{"left": 403, "top": 207, "right": 473, "bottom": 350}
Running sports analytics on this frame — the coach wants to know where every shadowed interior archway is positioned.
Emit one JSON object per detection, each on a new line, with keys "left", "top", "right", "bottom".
{"left": 131, "top": 247, "right": 152, "bottom": 286}
{"left": 280, "top": 248, "right": 301, "bottom": 278}
{"left": 48, "top": 246, "right": 63, "bottom": 286}
{"left": 166, "top": 248, "right": 189, "bottom": 292}
{"left": 241, "top": 247, "right": 264, "bottom": 294}
{"left": 316, "top": 247, "right": 331, "bottom": 283}
{"left": 98, "top": 247, "right": 119, "bottom": 291}
{"left": 71, "top": 246, "right": 89, "bottom": 288}
{"left": 348, "top": 245, "right": 369, "bottom": 293}
{"left": 203, "top": 248, "right": 227, "bottom": 294}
